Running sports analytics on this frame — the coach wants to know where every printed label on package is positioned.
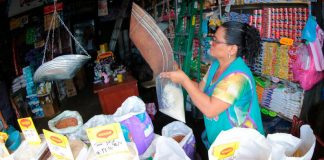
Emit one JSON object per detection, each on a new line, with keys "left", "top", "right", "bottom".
{"left": 18, "top": 117, "right": 41, "bottom": 144}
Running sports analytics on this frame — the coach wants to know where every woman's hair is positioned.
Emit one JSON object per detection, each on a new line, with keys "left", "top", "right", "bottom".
{"left": 221, "top": 21, "right": 261, "bottom": 59}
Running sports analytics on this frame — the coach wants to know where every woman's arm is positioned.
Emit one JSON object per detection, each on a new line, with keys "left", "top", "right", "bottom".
{"left": 182, "top": 77, "right": 230, "bottom": 118}
{"left": 160, "top": 70, "right": 230, "bottom": 118}
{"left": 198, "top": 80, "right": 206, "bottom": 91}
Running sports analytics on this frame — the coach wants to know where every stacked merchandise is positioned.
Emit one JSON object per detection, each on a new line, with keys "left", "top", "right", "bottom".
{"left": 191, "top": 38, "right": 200, "bottom": 78}
{"left": 93, "top": 55, "right": 114, "bottom": 83}
{"left": 256, "top": 85, "right": 265, "bottom": 103}
{"left": 251, "top": 7, "right": 308, "bottom": 42}
{"left": 11, "top": 75, "right": 26, "bottom": 94}
{"left": 23, "top": 66, "right": 44, "bottom": 118}
{"left": 235, "top": 0, "right": 308, "bottom": 4}
{"left": 261, "top": 85, "right": 303, "bottom": 120}
{"left": 251, "top": 44, "right": 264, "bottom": 74}
{"left": 249, "top": 9, "right": 263, "bottom": 35}
{"left": 273, "top": 45, "right": 290, "bottom": 79}
{"left": 261, "top": 87, "right": 274, "bottom": 108}
{"left": 224, "top": 12, "right": 250, "bottom": 24}
{"left": 254, "top": 76, "right": 267, "bottom": 103}
{"left": 262, "top": 42, "right": 277, "bottom": 76}
{"left": 288, "top": 45, "right": 299, "bottom": 81}
{"left": 261, "top": 42, "right": 293, "bottom": 81}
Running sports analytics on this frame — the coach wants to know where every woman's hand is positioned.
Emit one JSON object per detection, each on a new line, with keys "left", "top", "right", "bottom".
{"left": 160, "top": 69, "right": 189, "bottom": 85}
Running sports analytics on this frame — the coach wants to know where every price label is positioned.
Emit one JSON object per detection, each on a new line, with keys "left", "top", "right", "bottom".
{"left": 43, "top": 129, "right": 74, "bottom": 160}
{"left": 279, "top": 37, "right": 294, "bottom": 46}
{"left": 18, "top": 117, "right": 41, "bottom": 144}
{"left": 86, "top": 123, "right": 129, "bottom": 159}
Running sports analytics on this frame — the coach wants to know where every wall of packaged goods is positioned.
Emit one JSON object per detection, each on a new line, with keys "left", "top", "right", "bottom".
{"left": 184, "top": 0, "right": 323, "bottom": 122}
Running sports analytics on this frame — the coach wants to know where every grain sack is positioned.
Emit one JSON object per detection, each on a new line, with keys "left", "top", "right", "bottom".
{"left": 113, "top": 96, "right": 154, "bottom": 155}
{"left": 162, "top": 121, "right": 195, "bottom": 159}
{"left": 48, "top": 110, "right": 83, "bottom": 135}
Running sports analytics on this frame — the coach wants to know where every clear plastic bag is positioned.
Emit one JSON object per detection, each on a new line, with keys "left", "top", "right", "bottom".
{"left": 156, "top": 76, "right": 185, "bottom": 122}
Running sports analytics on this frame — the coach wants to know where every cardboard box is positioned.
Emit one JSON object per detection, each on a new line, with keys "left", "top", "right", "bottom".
{"left": 64, "top": 79, "right": 77, "bottom": 97}
{"left": 42, "top": 103, "right": 56, "bottom": 117}
{"left": 75, "top": 68, "right": 86, "bottom": 90}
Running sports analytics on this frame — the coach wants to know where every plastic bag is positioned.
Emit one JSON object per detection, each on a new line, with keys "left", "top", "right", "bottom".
{"left": 139, "top": 134, "right": 161, "bottom": 159}
{"left": 113, "top": 96, "right": 154, "bottom": 155}
{"left": 292, "top": 44, "right": 324, "bottom": 90}
{"left": 302, "top": 16, "right": 317, "bottom": 42}
{"left": 208, "top": 127, "right": 272, "bottom": 160}
{"left": 48, "top": 110, "right": 83, "bottom": 135}
{"left": 162, "top": 121, "right": 196, "bottom": 159}
{"left": 69, "top": 114, "right": 116, "bottom": 142}
{"left": 154, "top": 136, "right": 190, "bottom": 160}
{"left": 156, "top": 76, "right": 185, "bottom": 122}
{"left": 288, "top": 125, "right": 316, "bottom": 160}
{"left": 267, "top": 133, "right": 301, "bottom": 160}
{"left": 267, "top": 125, "right": 316, "bottom": 160}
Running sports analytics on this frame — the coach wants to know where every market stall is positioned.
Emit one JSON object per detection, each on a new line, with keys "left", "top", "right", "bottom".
{"left": 0, "top": 0, "right": 323, "bottom": 159}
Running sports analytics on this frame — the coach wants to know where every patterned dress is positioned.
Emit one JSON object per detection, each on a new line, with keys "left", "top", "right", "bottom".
{"left": 201, "top": 57, "right": 265, "bottom": 147}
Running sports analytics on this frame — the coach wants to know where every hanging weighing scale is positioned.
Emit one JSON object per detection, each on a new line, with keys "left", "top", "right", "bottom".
{"left": 33, "top": 0, "right": 91, "bottom": 82}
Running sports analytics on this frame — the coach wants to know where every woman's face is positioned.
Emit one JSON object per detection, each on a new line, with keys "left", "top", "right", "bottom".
{"left": 209, "top": 26, "right": 230, "bottom": 59}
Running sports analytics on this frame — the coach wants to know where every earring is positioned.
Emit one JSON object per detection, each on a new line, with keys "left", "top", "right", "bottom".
{"left": 228, "top": 53, "right": 231, "bottom": 59}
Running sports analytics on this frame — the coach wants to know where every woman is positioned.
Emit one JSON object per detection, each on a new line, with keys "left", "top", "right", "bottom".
{"left": 160, "top": 21, "right": 265, "bottom": 147}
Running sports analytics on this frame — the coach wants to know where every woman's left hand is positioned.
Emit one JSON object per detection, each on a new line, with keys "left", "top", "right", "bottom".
{"left": 160, "top": 69, "right": 189, "bottom": 85}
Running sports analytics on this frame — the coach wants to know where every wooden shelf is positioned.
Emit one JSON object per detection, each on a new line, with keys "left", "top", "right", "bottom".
{"left": 261, "top": 106, "right": 293, "bottom": 122}
{"left": 254, "top": 73, "right": 301, "bottom": 88}
{"left": 224, "top": 2, "right": 309, "bottom": 10}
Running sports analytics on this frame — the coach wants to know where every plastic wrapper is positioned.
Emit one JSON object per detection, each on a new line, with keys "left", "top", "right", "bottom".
{"left": 156, "top": 76, "right": 185, "bottom": 122}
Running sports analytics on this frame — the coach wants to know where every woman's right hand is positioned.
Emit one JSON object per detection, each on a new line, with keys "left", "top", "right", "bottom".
{"left": 160, "top": 69, "right": 189, "bottom": 85}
